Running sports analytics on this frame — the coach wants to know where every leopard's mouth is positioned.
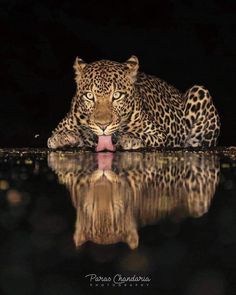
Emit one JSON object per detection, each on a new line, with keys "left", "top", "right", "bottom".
{"left": 89, "top": 124, "right": 119, "bottom": 152}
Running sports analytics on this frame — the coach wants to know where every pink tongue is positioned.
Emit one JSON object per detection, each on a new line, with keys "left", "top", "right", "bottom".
{"left": 97, "top": 152, "right": 114, "bottom": 170}
{"left": 96, "top": 135, "right": 115, "bottom": 152}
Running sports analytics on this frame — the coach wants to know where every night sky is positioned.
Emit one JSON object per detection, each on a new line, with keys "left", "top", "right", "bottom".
{"left": 1, "top": 0, "right": 236, "bottom": 147}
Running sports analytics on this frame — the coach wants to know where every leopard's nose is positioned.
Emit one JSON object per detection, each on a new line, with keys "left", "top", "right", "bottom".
{"left": 97, "top": 123, "right": 109, "bottom": 130}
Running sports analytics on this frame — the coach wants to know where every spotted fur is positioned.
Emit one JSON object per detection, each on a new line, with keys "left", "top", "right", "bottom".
{"left": 48, "top": 56, "right": 220, "bottom": 149}
{"left": 48, "top": 152, "right": 220, "bottom": 249}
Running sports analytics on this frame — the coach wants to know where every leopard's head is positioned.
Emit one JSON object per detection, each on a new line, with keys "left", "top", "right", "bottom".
{"left": 73, "top": 56, "right": 139, "bottom": 136}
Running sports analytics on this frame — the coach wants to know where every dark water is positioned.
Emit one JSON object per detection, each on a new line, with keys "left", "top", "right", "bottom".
{"left": 0, "top": 148, "right": 236, "bottom": 295}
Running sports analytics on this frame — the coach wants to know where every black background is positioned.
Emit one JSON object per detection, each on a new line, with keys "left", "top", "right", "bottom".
{"left": 1, "top": 0, "right": 236, "bottom": 147}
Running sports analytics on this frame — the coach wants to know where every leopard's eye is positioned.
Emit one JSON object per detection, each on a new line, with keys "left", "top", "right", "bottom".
{"left": 85, "top": 92, "right": 94, "bottom": 100}
{"left": 113, "top": 92, "right": 122, "bottom": 100}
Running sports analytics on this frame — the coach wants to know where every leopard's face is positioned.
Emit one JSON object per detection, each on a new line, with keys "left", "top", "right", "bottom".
{"left": 73, "top": 56, "right": 139, "bottom": 136}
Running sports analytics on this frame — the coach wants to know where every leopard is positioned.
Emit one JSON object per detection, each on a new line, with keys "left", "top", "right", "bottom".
{"left": 47, "top": 56, "right": 221, "bottom": 151}
{"left": 48, "top": 151, "right": 220, "bottom": 249}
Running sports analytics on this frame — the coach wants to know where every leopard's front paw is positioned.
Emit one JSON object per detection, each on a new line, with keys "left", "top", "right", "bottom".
{"left": 47, "top": 131, "right": 83, "bottom": 149}
{"left": 117, "top": 134, "right": 143, "bottom": 150}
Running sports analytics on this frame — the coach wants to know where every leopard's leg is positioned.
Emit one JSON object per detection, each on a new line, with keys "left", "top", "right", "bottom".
{"left": 117, "top": 121, "right": 167, "bottom": 150}
{"left": 116, "top": 133, "right": 144, "bottom": 150}
{"left": 183, "top": 85, "right": 220, "bottom": 147}
{"left": 47, "top": 112, "right": 96, "bottom": 149}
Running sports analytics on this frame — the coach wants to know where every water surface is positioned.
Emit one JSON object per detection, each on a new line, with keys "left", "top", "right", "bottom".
{"left": 0, "top": 148, "right": 236, "bottom": 294}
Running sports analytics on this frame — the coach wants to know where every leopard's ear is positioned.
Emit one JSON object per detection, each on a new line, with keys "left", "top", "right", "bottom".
{"left": 126, "top": 227, "right": 139, "bottom": 250}
{"left": 73, "top": 57, "right": 87, "bottom": 80}
{"left": 125, "top": 55, "right": 139, "bottom": 82}
{"left": 73, "top": 232, "right": 86, "bottom": 248}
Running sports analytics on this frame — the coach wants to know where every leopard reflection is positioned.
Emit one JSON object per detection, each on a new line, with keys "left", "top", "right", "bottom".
{"left": 48, "top": 152, "right": 220, "bottom": 249}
